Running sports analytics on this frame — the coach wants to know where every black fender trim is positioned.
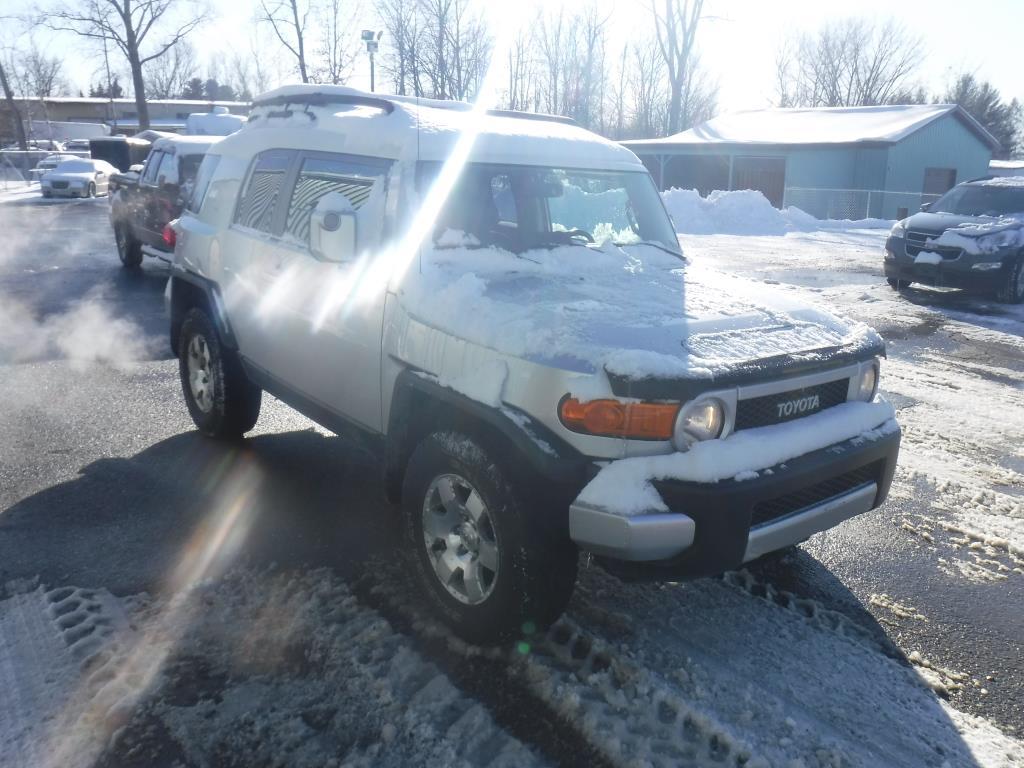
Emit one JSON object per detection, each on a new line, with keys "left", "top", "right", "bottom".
{"left": 386, "top": 368, "right": 590, "bottom": 492}
{"left": 169, "top": 267, "right": 238, "bottom": 351}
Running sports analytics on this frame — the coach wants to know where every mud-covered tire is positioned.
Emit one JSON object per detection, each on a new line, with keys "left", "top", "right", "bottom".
{"left": 402, "top": 431, "right": 577, "bottom": 644}
{"left": 994, "top": 257, "right": 1024, "bottom": 304}
{"left": 886, "top": 277, "right": 908, "bottom": 290}
{"left": 115, "top": 223, "right": 143, "bottom": 268}
{"left": 178, "top": 308, "right": 261, "bottom": 439}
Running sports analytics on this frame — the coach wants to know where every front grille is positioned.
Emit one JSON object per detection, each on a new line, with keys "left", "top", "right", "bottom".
{"left": 750, "top": 461, "right": 881, "bottom": 528}
{"left": 51, "top": 181, "right": 69, "bottom": 190}
{"left": 905, "top": 230, "right": 961, "bottom": 260}
{"left": 734, "top": 378, "right": 849, "bottom": 431}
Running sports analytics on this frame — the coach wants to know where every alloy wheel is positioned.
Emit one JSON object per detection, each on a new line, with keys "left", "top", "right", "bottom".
{"left": 186, "top": 334, "right": 215, "bottom": 413}
{"left": 421, "top": 473, "right": 499, "bottom": 605}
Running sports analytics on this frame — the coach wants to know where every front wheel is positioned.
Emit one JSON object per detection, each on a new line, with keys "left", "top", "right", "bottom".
{"left": 994, "top": 258, "right": 1024, "bottom": 303}
{"left": 402, "top": 432, "right": 577, "bottom": 644}
{"left": 86, "top": 182, "right": 96, "bottom": 198}
{"left": 178, "top": 308, "right": 261, "bottom": 439}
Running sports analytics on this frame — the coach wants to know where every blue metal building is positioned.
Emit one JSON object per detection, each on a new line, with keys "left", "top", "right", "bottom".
{"left": 623, "top": 105, "right": 999, "bottom": 220}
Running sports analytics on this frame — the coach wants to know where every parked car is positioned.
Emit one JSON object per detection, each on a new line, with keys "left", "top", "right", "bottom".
{"left": 109, "top": 135, "right": 220, "bottom": 267}
{"left": 30, "top": 153, "right": 78, "bottom": 181}
{"left": 63, "top": 138, "right": 92, "bottom": 153}
{"left": 169, "top": 85, "right": 901, "bottom": 642}
{"left": 1, "top": 139, "right": 64, "bottom": 152}
{"left": 884, "top": 176, "right": 1024, "bottom": 303}
{"left": 40, "top": 158, "right": 117, "bottom": 198}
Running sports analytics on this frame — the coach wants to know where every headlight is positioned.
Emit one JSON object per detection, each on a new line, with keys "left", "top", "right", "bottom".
{"left": 674, "top": 398, "right": 725, "bottom": 448}
{"left": 971, "top": 261, "right": 1003, "bottom": 271}
{"left": 889, "top": 219, "right": 907, "bottom": 238}
{"left": 856, "top": 360, "right": 879, "bottom": 402}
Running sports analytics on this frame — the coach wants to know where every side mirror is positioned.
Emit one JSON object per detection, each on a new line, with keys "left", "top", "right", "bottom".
{"left": 129, "top": 164, "right": 144, "bottom": 173}
{"left": 920, "top": 201, "right": 933, "bottom": 212}
{"left": 310, "top": 193, "right": 357, "bottom": 262}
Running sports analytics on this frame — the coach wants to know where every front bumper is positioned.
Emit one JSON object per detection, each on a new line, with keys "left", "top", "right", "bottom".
{"left": 43, "top": 186, "right": 88, "bottom": 198}
{"left": 570, "top": 425, "right": 900, "bottom": 581}
{"left": 884, "top": 236, "right": 1008, "bottom": 292}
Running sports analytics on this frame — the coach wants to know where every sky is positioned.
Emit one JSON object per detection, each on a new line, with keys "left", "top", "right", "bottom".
{"left": 8, "top": 0, "right": 1024, "bottom": 114}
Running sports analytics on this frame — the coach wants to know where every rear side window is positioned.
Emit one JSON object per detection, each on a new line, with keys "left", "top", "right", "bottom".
{"left": 141, "top": 151, "right": 163, "bottom": 185}
{"left": 156, "top": 151, "right": 177, "bottom": 185}
{"left": 187, "top": 154, "right": 220, "bottom": 213}
{"left": 234, "top": 149, "right": 295, "bottom": 233}
{"left": 283, "top": 154, "right": 388, "bottom": 244}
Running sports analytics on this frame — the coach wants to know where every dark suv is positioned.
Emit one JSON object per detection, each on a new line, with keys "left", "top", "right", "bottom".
{"left": 884, "top": 177, "right": 1024, "bottom": 303}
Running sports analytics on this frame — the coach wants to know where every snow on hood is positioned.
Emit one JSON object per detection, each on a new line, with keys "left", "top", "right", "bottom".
{"left": 930, "top": 216, "right": 1024, "bottom": 255}
{"left": 397, "top": 238, "right": 881, "bottom": 380}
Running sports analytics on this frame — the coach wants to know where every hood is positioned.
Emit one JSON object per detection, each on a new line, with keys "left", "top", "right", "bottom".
{"left": 43, "top": 171, "right": 96, "bottom": 183}
{"left": 400, "top": 240, "right": 881, "bottom": 388}
{"left": 905, "top": 211, "right": 1011, "bottom": 236}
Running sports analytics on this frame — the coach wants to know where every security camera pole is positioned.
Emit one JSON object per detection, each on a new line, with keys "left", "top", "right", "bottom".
{"left": 362, "top": 30, "right": 383, "bottom": 92}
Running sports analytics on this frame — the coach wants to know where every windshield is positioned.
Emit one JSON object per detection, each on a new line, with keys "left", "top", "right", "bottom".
{"left": 420, "top": 162, "right": 680, "bottom": 254}
{"left": 56, "top": 160, "right": 96, "bottom": 173}
{"left": 931, "top": 184, "right": 1024, "bottom": 217}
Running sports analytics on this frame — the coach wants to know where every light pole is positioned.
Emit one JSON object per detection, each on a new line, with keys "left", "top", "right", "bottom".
{"left": 361, "top": 30, "right": 383, "bottom": 92}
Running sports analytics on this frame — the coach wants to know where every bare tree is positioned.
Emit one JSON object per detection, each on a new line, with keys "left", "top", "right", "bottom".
{"left": 258, "top": 0, "right": 311, "bottom": 83}
{"left": 145, "top": 38, "right": 196, "bottom": 98}
{"left": 313, "top": 0, "right": 360, "bottom": 84}
{"left": 776, "top": 18, "right": 924, "bottom": 108}
{"left": 417, "top": 0, "right": 491, "bottom": 101}
{"left": 377, "top": 0, "right": 423, "bottom": 96}
{"left": 17, "top": 45, "right": 69, "bottom": 98}
{"left": 533, "top": 5, "right": 610, "bottom": 131}
{"left": 0, "top": 56, "right": 28, "bottom": 149}
{"left": 651, "top": 0, "right": 704, "bottom": 134}
{"left": 47, "top": 0, "right": 206, "bottom": 130}
{"left": 504, "top": 27, "right": 536, "bottom": 112}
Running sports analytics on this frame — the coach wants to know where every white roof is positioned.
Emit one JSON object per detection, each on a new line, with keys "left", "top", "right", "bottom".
{"left": 152, "top": 135, "right": 221, "bottom": 155}
{"left": 624, "top": 104, "right": 999, "bottom": 150}
{"left": 233, "top": 84, "right": 643, "bottom": 171}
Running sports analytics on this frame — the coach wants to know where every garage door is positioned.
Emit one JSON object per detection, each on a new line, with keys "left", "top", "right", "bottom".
{"left": 732, "top": 157, "right": 786, "bottom": 208}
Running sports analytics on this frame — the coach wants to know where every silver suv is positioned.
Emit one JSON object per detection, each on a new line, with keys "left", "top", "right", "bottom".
{"left": 168, "top": 86, "right": 901, "bottom": 642}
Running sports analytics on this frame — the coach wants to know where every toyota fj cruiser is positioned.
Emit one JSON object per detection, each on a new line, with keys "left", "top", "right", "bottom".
{"left": 884, "top": 176, "right": 1024, "bottom": 303}
{"left": 168, "top": 85, "right": 901, "bottom": 642}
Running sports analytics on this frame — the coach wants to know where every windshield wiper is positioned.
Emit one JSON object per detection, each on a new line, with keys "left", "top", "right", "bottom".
{"left": 615, "top": 239, "right": 686, "bottom": 260}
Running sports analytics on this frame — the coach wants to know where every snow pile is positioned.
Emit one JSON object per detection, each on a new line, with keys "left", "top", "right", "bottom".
{"left": 399, "top": 237, "right": 881, "bottom": 382}
{"left": 662, "top": 188, "right": 891, "bottom": 236}
{"left": 578, "top": 399, "right": 897, "bottom": 515}
{"left": 930, "top": 216, "right": 1024, "bottom": 255}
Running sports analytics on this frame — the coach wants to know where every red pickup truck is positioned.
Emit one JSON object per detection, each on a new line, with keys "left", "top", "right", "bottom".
{"left": 109, "top": 135, "right": 220, "bottom": 268}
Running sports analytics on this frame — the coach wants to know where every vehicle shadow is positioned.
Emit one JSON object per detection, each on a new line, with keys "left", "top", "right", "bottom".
{"left": 0, "top": 426, "right": 989, "bottom": 765}
{"left": 895, "top": 283, "right": 1024, "bottom": 338}
{"left": 0, "top": 429, "right": 397, "bottom": 596}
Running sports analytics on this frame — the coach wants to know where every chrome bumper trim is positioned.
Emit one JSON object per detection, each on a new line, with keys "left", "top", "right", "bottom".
{"left": 743, "top": 482, "right": 877, "bottom": 562}
{"left": 569, "top": 501, "right": 696, "bottom": 562}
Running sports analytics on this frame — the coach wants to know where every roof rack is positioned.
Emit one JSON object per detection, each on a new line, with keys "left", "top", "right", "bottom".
{"left": 250, "top": 90, "right": 576, "bottom": 127}
{"left": 251, "top": 92, "right": 395, "bottom": 114}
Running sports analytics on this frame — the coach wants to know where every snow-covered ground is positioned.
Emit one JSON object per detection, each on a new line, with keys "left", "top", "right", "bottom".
{"left": 2, "top": 192, "right": 1023, "bottom": 767}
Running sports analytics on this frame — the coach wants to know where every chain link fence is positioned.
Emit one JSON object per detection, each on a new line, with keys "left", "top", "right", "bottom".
{"left": 783, "top": 187, "right": 941, "bottom": 221}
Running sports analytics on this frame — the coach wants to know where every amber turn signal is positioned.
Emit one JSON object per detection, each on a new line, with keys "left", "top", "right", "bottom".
{"left": 558, "top": 397, "right": 680, "bottom": 440}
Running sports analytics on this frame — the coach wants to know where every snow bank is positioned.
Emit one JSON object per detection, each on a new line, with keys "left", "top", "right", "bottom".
{"left": 662, "top": 188, "right": 891, "bottom": 236}
{"left": 578, "top": 399, "right": 897, "bottom": 516}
